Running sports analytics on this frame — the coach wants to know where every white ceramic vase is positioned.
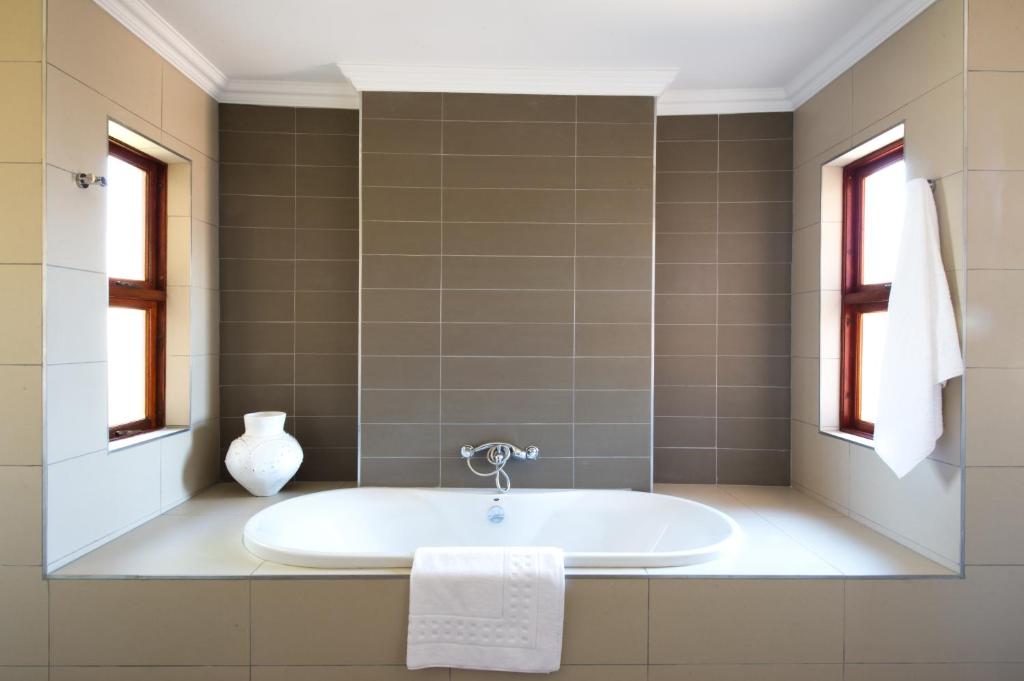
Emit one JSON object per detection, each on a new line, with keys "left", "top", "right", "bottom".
{"left": 225, "top": 411, "right": 303, "bottom": 497}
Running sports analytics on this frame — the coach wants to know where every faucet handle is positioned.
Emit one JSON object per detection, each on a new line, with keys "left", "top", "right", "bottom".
{"left": 523, "top": 445, "right": 540, "bottom": 460}
{"left": 460, "top": 445, "right": 475, "bottom": 459}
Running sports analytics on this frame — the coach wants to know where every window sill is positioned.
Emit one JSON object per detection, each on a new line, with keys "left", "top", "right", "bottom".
{"left": 820, "top": 428, "right": 875, "bottom": 450}
{"left": 109, "top": 426, "right": 189, "bottom": 452}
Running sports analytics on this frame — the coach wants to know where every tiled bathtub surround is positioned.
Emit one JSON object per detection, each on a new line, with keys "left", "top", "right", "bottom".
{"left": 790, "top": 0, "right": 964, "bottom": 568}
{"left": 360, "top": 92, "right": 655, "bottom": 489}
{"left": 218, "top": 104, "right": 359, "bottom": 480}
{"left": 40, "top": 0, "right": 222, "bottom": 571}
{"left": 654, "top": 113, "right": 793, "bottom": 484}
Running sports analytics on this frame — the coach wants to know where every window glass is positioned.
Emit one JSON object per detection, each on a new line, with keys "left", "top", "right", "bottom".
{"left": 858, "top": 310, "right": 888, "bottom": 425}
{"left": 107, "top": 306, "right": 148, "bottom": 427}
{"left": 106, "top": 155, "right": 148, "bottom": 281}
{"left": 861, "top": 159, "right": 906, "bottom": 285}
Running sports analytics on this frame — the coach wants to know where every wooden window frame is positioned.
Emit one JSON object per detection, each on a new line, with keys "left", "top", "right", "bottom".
{"left": 839, "top": 139, "right": 904, "bottom": 438}
{"left": 107, "top": 139, "right": 168, "bottom": 441}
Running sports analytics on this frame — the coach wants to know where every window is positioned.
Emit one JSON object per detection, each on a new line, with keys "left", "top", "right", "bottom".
{"left": 107, "top": 139, "right": 167, "bottom": 440}
{"left": 840, "top": 139, "right": 905, "bottom": 438}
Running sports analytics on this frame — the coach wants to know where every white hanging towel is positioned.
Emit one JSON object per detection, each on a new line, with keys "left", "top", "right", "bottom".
{"left": 407, "top": 546, "right": 565, "bottom": 673}
{"left": 874, "top": 178, "right": 963, "bottom": 478}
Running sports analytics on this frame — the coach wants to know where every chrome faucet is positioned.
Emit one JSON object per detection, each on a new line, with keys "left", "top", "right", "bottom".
{"left": 460, "top": 442, "right": 540, "bottom": 493}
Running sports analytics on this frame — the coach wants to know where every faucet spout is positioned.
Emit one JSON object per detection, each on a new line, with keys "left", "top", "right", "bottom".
{"left": 459, "top": 442, "right": 540, "bottom": 493}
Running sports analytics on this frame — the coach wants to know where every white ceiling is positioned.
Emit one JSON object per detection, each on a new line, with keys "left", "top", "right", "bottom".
{"left": 98, "top": 0, "right": 937, "bottom": 112}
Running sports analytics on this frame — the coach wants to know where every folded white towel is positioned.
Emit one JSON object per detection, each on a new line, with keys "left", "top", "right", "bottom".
{"left": 407, "top": 546, "right": 565, "bottom": 673}
{"left": 874, "top": 178, "right": 963, "bottom": 478}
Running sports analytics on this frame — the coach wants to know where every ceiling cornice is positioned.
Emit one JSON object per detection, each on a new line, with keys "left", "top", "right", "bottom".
{"left": 93, "top": 0, "right": 227, "bottom": 97}
{"left": 784, "top": 0, "right": 938, "bottom": 108}
{"left": 221, "top": 80, "right": 360, "bottom": 109}
{"left": 336, "top": 64, "right": 679, "bottom": 97}
{"left": 94, "top": 0, "right": 938, "bottom": 114}
{"left": 656, "top": 88, "right": 792, "bottom": 116}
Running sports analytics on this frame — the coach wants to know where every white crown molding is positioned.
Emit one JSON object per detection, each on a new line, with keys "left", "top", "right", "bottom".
{"left": 221, "top": 80, "right": 360, "bottom": 109}
{"left": 337, "top": 64, "right": 679, "bottom": 96}
{"left": 657, "top": 88, "right": 792, "bottom": 116}
{"left": 96, "top": 0, "right": 936, "bottom": 114}
{"left": 785, "top": 0, "right": 938, "bottom": 109}
{"left": 93, "top": 0, "right": 227, "bottom": 98}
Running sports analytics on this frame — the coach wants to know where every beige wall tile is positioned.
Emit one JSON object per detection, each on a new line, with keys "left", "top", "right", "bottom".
{"left": 0, "top": 567, "right": 47, "bottom": 666}
{"left": 50, "top": 580, "right": 249, "bottom": 665}
{"left": 254, "top": 668, "right": 447, "bottom": 681}
{"left": 933, "top": 171, "right": 964, "bottom": 275}
{"left": 0, "top": 668, "right": 47, "bottom": 681}
{"left": 455, "top": 667, "right": 644, "bottom": 681}
{"left": 968, "top": 0, "right": 1024, "bottom": 70}
{"left": 0, "top": 163, "right": 42, "bottom": 263}
{"left": 47, "top": 0, "right": 162, "bottom": 125}
{"left": 190, "top": 286, "right": 219, "bottom": 356}
{"left": 845, "top": 567, "right": 1024, "bottom": 662}
{"left": 965, "top": 467, "right": 1024, "bottom": 565}
{"left": 968, "top": 71, "right": 1024, "bottom": 171}
{"left": 160, "top": 137, "right": 216, "bottom": 224}
{"left": 791, "top": 291, "right": 820, "bottom": 359}
{"left": 162, "top": 64, "right": 218, "bottom": 161}
{"left": 790, "top": 356, "right": 818, "bottom": 425}
{"left": 45, "top": 65, "right": 106, "bottom": 172}
{"left": 966, "top": 270, "right": 1024, "bottom": 367}
{"left": 0, "top": 366, "right": 41, "bottom": 465}
{"left": 0, "top": 0, "right": 42, "bottom": 61}
{"left": 251, "top": 580, "right": 409, "bottom": 665}
{"left": 849, "top": 75, "right": 963, "bottom": 184}
{"left": 649, "top": 579, "right": 844, "bottom": 663}
{"left": 562, "top": 579, "right": 648, "bottom": 664}
{"left": 793, "top": 160, "right": 822, "bottom": 230}
{"left": 51, "top": 668, "right": 249, "bottom": 681}
{"left": 790, "top": 421, "right": 849, "bottom": 509}
{"left": 0, "top": 466, "right": 41, "bottom": 565}
{"left": 844, "top": 663, "right": 1024, "bottom": 681}
{"left": 44, "top": 265, "right": 105, "bottom": 364}
{"left": 965, "top": 368, "right": 1024, "bottom": 466}
{"left": 794, "top": 71, "right": 852, "bottom": 166}
{"left": 967, "top": 171, "right": 1024, "bottom": 269}
{"left": 46, "top": 444, "right": 161, "bottom": 564}
{"left": 45, "top": 163, "right": 104, "bottom": 272}
{"left": 791, "top": 224, "right": 819, "bottom": 294}
{"left": 650, "top": 664, "right": 842, "bottom": 681}
{"left": 850, "top": 0, "right": 963, "bottom": 132}
{"left": 848, "top": 449, "right": 961, "bottom": 564}
{"left": 0, "top": 265, "right": 41, "bottom": 364}
{"left": 0, "top": 62, "right": 42, "bottom": 163}
{"left": 160, "top": 425, "right": 220, "bottom": 509}
{"left": 929, "top": 375, "right": 962, "bottom": 468}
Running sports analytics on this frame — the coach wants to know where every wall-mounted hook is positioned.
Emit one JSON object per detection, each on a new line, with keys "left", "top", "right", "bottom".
{"left": 75, "top": 172, "right": 107, "bottom": 189}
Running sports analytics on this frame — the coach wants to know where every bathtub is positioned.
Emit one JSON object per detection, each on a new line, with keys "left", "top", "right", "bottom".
{"left": 243, "top": 487, "right": 740, "bottom": 568}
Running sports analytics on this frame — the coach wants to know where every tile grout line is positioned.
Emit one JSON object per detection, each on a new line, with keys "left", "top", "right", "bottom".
{"left": 292, "top": 109, "right": 298, "bottom": 449}
{"left": 439, "top": 94, "right": 445, "bottom": 487}
{"left": 714, "top": 114, "right": 721, "bottom": 484}
{"left": 571, "top": 95, "right": 578, "bottom": 488}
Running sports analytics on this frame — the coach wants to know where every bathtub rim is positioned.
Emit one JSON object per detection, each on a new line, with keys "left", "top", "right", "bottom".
{"left": 240, "top": 486, "right": 743, "bottom": 569}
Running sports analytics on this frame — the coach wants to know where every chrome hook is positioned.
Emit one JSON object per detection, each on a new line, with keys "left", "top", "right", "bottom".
{"left": 76, "top": 172, "right": 107, "bottom": 189}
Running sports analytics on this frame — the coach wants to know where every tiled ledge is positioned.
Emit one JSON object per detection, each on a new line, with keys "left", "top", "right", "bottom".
{"left": 51, "top": 481, "right": 954, "bottom": 579}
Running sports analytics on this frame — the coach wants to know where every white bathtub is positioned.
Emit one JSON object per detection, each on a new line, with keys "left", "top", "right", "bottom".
{"left": 243, "top": 487, "right": 740, "bottom": 568}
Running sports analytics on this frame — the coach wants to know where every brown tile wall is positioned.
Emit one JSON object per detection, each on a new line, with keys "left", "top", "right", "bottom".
{"left": 654, "top": 113, "right": 793, "bottom": 484}
{"left": 360, "top": 92, "right": 655, "bottom": 489}
{"left": 219, "top": 104, "right": 359, "bottom": 480}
